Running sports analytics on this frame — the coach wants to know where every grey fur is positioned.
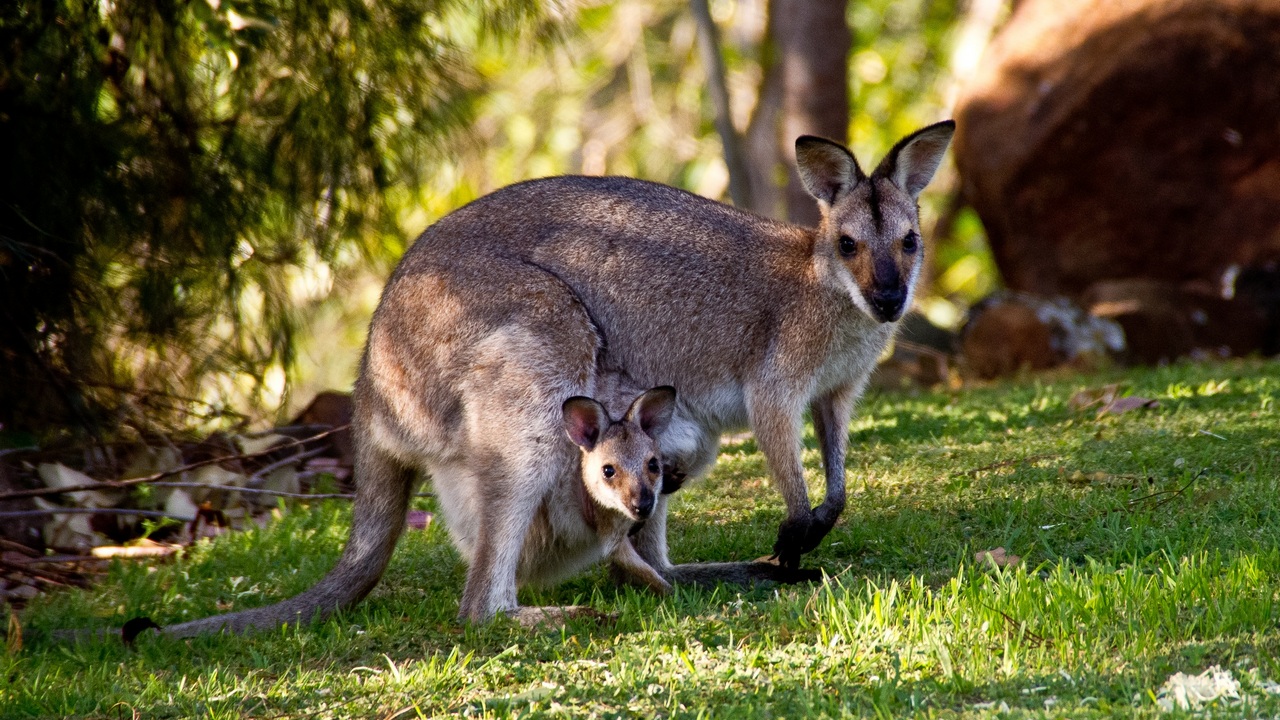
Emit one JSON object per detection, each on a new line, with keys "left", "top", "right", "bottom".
{"left": 159, "top": 121, "right": 955, "bottom": 634}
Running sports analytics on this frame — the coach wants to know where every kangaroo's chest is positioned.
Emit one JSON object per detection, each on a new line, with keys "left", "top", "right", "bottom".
{"left": 517, "top": 487, "right": 631, "bottom": 587}
{"left": 813, "top": 319, "right": 896, "bottom": 396}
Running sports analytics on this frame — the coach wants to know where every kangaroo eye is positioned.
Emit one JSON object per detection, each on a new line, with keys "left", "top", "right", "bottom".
{"left": 838, "top": 236, "right": 857, "bottom": 257}
{"left": 647, "top": 458, "right": 660, "bottom": 474}
{"left": 902, "top": 231, "right": 919, "bottom": 253}
{"left": 601, "top": 464, "right": 616, "bottom": 480}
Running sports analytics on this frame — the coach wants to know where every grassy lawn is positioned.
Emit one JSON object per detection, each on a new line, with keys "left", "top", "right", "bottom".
{"left": 4, "top": 359, "right": 1280, "bottom": 718}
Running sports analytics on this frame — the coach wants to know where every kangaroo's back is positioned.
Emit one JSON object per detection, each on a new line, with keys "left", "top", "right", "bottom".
{"left": 395, "top": 176, "right": 836, "bottom": 421}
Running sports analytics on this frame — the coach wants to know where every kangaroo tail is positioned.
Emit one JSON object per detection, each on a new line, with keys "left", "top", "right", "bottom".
{"left": 160, "top": 445, "right": 415, "bottom": 638}
{"left": 663, "top": 560, "right": 823, "bottom": 587}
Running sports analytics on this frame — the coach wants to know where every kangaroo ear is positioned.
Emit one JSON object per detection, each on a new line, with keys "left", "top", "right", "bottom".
{"left": 795, "top": 136, "right": 865, "bottom": 208}
{"left": 562, "top": 397, "right": 610, "bottom": 451}
{"left": 872, "top": 120, "right": 955, "bottom": 198}
{"left": 625, "top": 386, "right": 677, "bottom": 439}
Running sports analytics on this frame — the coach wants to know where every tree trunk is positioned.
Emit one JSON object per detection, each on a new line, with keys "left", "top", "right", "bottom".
{"left": 691, "top": 0, "right": 754, "bottom": 209}
{"left": 741, "top": 1, "right": 784, "bottom": 219}
{"left": 774, "top": 0, "right": 851, "bottom": 226}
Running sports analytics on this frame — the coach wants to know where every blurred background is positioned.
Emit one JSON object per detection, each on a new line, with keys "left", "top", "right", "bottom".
{"left": 3, "top": 0, "right": 1278, "bottom": 443}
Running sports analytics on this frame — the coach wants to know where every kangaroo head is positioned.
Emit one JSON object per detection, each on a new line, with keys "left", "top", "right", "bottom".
{"left": 561, "top": 386, "right": 676, "bottom": 521}
{"left": 796, "top": 120, "right": 955, "bottom": 323}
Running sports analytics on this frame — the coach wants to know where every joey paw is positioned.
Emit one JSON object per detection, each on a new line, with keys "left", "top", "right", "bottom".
{"left": 661, "top": 464, "right": 687, "bottom": 494}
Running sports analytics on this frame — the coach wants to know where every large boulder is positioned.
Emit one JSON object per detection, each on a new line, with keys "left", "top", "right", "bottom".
{"left": 954, "top": 0, "right": 1280, "bottom": 297}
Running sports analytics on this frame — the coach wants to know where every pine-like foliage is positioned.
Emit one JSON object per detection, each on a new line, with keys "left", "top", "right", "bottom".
{"left": 0, "top": 0, "right": 553, "bottom": 438}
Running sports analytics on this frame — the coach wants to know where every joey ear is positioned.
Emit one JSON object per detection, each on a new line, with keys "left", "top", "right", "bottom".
{"left": 795, "top": 136, "right": 865, "bottom": 207}
{"left": 872, "top": 120, "right": 955, "bottom": 198}
{"left": 625, "top": 386, "right": 677, "bottom": 439}
{"left": 562, "top": 397, "right": 610, "bottom": 451}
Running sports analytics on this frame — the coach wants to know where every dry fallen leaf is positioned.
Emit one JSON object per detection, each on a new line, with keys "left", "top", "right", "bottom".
{"left": 975, "top": 547, "right": 1021, "bottom": 569}
{"left": 1068, "top": 383, "right": 1120, "bottom": 412}
{"left": 164, "top": 489, "right": 199, "bottom": 521}
{"left": 1098, "top": 396, "right": 1159, "bottom": 416}
{"left": 256, "top": 467, "right": 300, "bottom": 501}
{"left": 1068, "top": 384, "right": 1159, "bottom": 418}
{"left": 35, "top": 463, "right": 117, "bottom": 508}
{"left": 120, "top": 446, "right": 183, "bottom": 483}
{"left": 235, "top": 433, "right": 291, "bottom": 456}
{"left": 1063, "top": 469, "right": 1113, "bottom": 486}
{"left": 91, "top": 539, "right": 180, "bottom": 559}
{"left": 1156, "top": 665, "right": 1240, "bottom": 711}
{"left": 33, "top": 497, "right": 103, "bottom": 551}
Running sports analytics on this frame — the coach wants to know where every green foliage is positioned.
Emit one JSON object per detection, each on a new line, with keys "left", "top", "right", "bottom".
{"left": 0, "top": 0, "right": 552, "bottom": 436}
{"left": 7, "top": 359, "right": 1280, "bottom": 717}
{"left": 2, "top": 0, "right": 1004, "bottom": 432}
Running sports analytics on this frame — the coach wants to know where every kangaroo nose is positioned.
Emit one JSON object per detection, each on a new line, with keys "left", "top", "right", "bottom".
{"left": 869, "top": 289, "right": 906, "bottom": 321}
{"left": 633, "top": 488, "right": 655, "bottom": 518}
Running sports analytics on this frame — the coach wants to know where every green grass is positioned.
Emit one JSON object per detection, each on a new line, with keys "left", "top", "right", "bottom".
{"left": 4, "top": 359, "right": 1280, "bottom": 718}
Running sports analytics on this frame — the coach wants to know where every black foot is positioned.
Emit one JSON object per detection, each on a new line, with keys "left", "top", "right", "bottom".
{"left": 121, "top": 616, "right": 161, "bottom": 646}
{"left": 772, "top": 512, "right": 813, "bottom": 569}
{"left": 772, "top": 504, "right": 841, "bottom": 568}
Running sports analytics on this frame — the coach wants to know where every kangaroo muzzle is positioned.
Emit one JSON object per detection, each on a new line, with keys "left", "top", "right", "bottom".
{"left": 867, "top": 259, "right": 906, "bottom": 322}
{"left": 868, "top": 287, "right": 906, "bottom": 322}
{"left": 632, "top": 487, "right": 655, "bottom": 519}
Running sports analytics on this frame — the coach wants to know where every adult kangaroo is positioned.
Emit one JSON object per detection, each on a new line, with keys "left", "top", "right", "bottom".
{"left": 161, "top": 120, "right": 955, "bottom": 633}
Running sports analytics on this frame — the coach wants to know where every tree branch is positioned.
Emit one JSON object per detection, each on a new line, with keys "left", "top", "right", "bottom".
{"left": 0, "top": 425, "right": 348, "bottom": 502}
{"left": 691, "top": 0, "right": 754, "bottom": 208}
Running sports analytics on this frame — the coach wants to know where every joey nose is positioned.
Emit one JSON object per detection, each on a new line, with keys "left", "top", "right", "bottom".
{"left": 869, "top": 289, "right": 906, "bottom": 321}
{"left": 633, "top": 488, "right": 655, "bottom": 519}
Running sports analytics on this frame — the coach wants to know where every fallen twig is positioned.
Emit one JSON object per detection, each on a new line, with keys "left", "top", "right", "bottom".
{"left": 0, "top": 508, "right": 191, "bottom": 521}
{"left": 19, "top": 554, "right": 105, "bottom": 566}
{"left": 1122, "top": 470, "right": 1204, "bottom": 513}
{"left": 980, "top": 602, "right": 1051, "bottom": 648}
{"left": 1050, "top": 469, "right": 1207, "bottom": 527}
{"left": 147, "top": 481, "right": 356, "bottom": 500}
{"left": 0, "top": 538, "right": 41, "bottom": 558}
{"left": 146, "top": 481, "right": 434, "bottom": 501}
{"left": 0, "top": 557, "right": 87, "bottom": 588}
{"left": 244, "top": 446, "right": 328, "bottom": 488}
{"left": 0, "top": 425, "right": 349, "bottom": 502}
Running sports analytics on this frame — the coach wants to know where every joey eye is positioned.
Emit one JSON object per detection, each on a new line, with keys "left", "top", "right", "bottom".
{"left": 902, "top": 231, "right": 919, "bottom": 253}
{"left": 602, "top": 465, "right": 616, "bottom": 480}
{"left": 647, "top": 458, "right": 660, "bottom": 474}
{"left": 838, "top": 236, "right": 857, "bottom": 257}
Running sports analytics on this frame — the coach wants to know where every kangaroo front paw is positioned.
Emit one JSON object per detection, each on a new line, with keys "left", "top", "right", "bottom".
{"left": 506, "top": 606, "right": 617, "bottom": 629}
{"left": 660, "top": 464, "right": 687, "bottom": 494}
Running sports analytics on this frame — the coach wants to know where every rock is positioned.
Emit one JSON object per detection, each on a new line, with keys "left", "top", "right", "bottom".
{"left": 1082, "top": 278, "right": 1268, "bottom": 363}
{"left": 960, "top": 292, "right": 1124, "bottom": 378}
{"left": 288, "top": 390, "right": 354, "bottom": 468}
{"left": 954, "top": 0, "right": 1280, "bottom": 296}
{"left": 961, "top": 298, "right": 1054, "bottom": 379}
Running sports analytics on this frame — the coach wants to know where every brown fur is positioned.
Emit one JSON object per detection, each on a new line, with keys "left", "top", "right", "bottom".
{"left": 159, "top": 121, "right": 954, "bottom": 634}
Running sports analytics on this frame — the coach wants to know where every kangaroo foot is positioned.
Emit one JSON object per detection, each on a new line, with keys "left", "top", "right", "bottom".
{"left": 751, "top": 555, "right": 825, "bottom": 584}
